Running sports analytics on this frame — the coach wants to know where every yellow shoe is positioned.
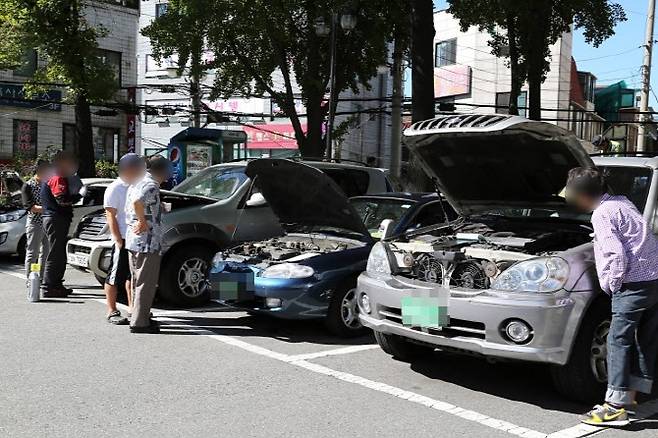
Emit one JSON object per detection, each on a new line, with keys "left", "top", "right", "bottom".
{"left": 580, "top": 403, "right": 630, "bottom": 427}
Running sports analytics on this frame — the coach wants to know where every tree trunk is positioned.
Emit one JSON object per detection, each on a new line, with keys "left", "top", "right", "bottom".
{"left": 527, "top": 59, "right": 542, "bottom": 121}
{"left": 75, "top": 93, "right": 95, "bottom": 177}
{"left": 300, "top": 94, "right": 326, "bottom": 158}
{"left": 410, "top": 0, "right": 435, "bottom": 123}
{"left": 506, "top": 14, "right": 521, "bottom": 116}
{"left": 405, "top": 0, "right": 435, "bottom": 192}
{"left": 527, "top": 0, "right": 547, "bottom": 121}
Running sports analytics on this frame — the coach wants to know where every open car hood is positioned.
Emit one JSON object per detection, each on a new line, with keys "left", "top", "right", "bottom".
{"left": 404, "top": 115, "right": 594, "bottom": 215}
{"left": 245, "top": 159, "right": 370, "bottom": 238}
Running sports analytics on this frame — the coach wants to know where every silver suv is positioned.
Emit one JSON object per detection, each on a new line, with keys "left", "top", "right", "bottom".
{"left": 357, "top": 114, "right": 658, "bottom": 402}
{"left": 67, "top": 159, "right": 392, "bottom": 306}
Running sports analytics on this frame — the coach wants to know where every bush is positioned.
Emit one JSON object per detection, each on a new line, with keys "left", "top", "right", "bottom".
{"left": 95, "top": 160, "right": 118, "bottom": 178}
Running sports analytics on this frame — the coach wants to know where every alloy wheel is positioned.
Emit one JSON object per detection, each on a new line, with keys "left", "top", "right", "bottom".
{"left": 340, "top": 288, "right": 362, "bottom": 330}
{"left": 177, "top": 257, "right": 208, "bottom": 298}
{"left": 590, "top": 319, "right": 610, "bottom": 383}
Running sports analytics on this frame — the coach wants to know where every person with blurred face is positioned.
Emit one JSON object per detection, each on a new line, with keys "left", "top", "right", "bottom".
{"left": 21, "top": 159, "right": 52, "bottom": 280}
{"left": 40, "top": 150, "right": 81, "bottom": 298}
{"left": 102, "top": 153, "right": 146, "bottom": 325}
{"left": 566, "top": 167, "right": 658, "bottom": 427}
{"left": 125, "top": 155, "right": 171, "bottom": 333}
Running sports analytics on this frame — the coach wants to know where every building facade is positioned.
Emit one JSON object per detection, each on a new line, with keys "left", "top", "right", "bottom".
{"left": 0, "top": 0, "right": 139, "bottom": 163}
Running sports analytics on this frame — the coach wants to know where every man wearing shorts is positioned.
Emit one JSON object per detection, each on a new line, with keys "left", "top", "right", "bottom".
{"left": 103, "top": 154, "right": 145, "bottom": 324}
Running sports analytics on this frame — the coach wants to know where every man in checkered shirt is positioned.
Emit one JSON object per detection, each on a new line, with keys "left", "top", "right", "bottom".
{"left": 20, "top": 159, "right": 52, "bottom": 280}
{"left": 566, "top": 167, "right": 658, "bottom": 427}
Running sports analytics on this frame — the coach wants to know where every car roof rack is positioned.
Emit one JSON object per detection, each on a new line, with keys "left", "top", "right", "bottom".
{"left": 406, "top": 113, "right": 521, "bottom": 134}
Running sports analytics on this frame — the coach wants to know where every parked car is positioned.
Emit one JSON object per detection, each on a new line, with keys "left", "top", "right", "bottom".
{"left": 208, "top": 159, "right": 455, "bottom": 336}
{"left": 67, "top": 159, "right": 393, "bottom": 306}
{"left": 0, "top": 173, "right": 110, "bottom": 258}
{"left": 356, "top": 113, "right": 658, "bottom": 402}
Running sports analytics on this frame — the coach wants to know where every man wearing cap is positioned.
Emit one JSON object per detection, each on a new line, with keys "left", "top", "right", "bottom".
{"left": 566, "top": 167, "right": 658, "bottom": 427}
{"left": 102, "top": 154, "right": 145, "bottom": 325}
{"left": 125, "top": 155, "right": 171, "bottom": 334}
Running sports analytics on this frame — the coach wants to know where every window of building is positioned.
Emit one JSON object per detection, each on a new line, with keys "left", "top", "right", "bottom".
{"left": 13, "top": 120, "right": 38, "bottom": 158}
{"left": 13, "top": 49, "right": 38, "bottom": 77}
{"left": 495, "top": 91, "right": 528, "bottom": 118}
{"left": 63, "top": 124, "right": 120, "bottom": 161}
{"left": 155, "top": 2, "right": 168, "bottom": 17}
{"left": 435, "top": 39, "right": 457, "bottom": 67}
{"left": 98, "top": 49, "right": 122, "bottom": 86}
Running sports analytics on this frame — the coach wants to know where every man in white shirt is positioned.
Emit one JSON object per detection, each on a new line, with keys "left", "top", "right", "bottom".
{"left": 103, "top": 154, "right": 145, "bottom": 325}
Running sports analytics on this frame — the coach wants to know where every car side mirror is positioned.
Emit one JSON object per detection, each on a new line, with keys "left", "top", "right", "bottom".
{"left": 246, "top": 192, "right": 267, "bottom": 208}
{"left": 378, "top": 219, "right": 395, "bottom": 241}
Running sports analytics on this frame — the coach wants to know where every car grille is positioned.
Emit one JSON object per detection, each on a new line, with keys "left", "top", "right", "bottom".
{"left": 379, "top": 305, "right": 486, "bottom": 340}
{"left": 77, "top": 216, "right": 109, "bottom": 241}
{"left": 68, "top": 245, "right": 91, "bottom": 255}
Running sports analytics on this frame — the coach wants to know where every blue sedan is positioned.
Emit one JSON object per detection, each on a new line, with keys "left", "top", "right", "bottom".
{"left": 208, "top": 159, "right": 454, "bottom": 336}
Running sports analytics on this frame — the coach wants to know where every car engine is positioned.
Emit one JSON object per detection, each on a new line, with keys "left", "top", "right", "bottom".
{"left": 392, "top": 220, "right": 591, "bottom": 290}
{"left": 223, "top": 234, "right": 364, "bottom": 267}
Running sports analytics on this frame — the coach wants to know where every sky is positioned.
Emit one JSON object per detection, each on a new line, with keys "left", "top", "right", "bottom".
{"left": 433, "top": 0, "right": 656, "bottom": 106}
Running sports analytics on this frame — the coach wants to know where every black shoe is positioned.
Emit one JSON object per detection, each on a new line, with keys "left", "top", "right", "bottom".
{"left": 41, "top": 288, "right": 68, "bottom": 298}
{"left": 107, "top": 310, "right": 129, "bottom": 325}
{"left": 130, "top": 321, "right": 160, "bottom": 334}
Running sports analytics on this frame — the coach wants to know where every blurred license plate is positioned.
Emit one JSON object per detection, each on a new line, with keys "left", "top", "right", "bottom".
{"left": 209, "top": 272, "right": 255, "bottom": 301}
{"left": 67, "top": 254, "right": 89, "bottom": 268}
{"left": 400, "top": 289, "right": 449, "bottom": 329}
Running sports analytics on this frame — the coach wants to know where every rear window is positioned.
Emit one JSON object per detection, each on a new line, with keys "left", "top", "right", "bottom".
{"left": 322, "top": 169, "right": 370, "bottom": 197}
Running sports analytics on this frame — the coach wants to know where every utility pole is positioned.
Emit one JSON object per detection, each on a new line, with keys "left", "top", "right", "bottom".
{"left": 638, "top": 0, "right": 656, "bottom": 152}
{"left": 390, "top": 38, "right": 404, "bottom": 179}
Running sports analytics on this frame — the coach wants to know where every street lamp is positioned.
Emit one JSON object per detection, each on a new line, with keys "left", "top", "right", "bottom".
{"left": 315, "top": 11, "right": 357, "bottom": 160}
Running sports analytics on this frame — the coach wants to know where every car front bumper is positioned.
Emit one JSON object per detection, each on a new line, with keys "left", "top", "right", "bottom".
{"left": 0, "top": 217, "right": 27, "bottom": 255}
{"left": 357, "top": 271, "right": 590, "bottom": 365}
{"left": 66, "top": 238, "right": 114, "bottom": 278}
{"left": 208, "top": 265, "right": 335, "bottom": 320}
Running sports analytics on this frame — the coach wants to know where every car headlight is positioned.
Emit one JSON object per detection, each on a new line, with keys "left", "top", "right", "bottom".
{"left": 492, "top": 257, "right": 570, "bottom": 293}
{"left": 0, "top": 209, "right": 26, "bottom": 223}
{"left": 261, "top": 263, "right": 314, "bottom": 279}
{"left": 366, "top": 242, "right": 392, "bottom": 276}
{"left": 212, "top": 252, "right": 225, "bottom": 266}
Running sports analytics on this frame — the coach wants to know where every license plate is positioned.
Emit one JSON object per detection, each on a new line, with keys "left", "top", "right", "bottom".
{"left": 401, "top": 288, "right": 450, "bottom": 329}
{"left": 67, "top": 254, "right": 89, "bottom": 268}
{"left": 209, "top": 272, "right": 255, "bottom": 301}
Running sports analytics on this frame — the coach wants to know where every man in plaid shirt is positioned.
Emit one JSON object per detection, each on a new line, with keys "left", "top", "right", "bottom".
{"left": 566, "top": 167, "right": 658, "bottom": 427}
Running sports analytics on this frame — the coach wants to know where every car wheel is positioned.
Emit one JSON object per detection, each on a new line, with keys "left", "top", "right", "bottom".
{"left": 16, "top": 235, "right": 26, "bottom": 261}
{"left": 159, "top": 245, "right": 214, "bottom": 307}
{"left": 325, "top": 283, "right": 367, "bottom": 338}
{"left": 374, "top": 331, "right": 434, "bottom": 362}
{"left": 550, "top": 300, "right": 610, "bottom": 403}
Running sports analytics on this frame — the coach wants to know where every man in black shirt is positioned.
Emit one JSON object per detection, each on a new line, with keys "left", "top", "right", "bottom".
{"left": 41, "top": 151, "right": 81, "bottom": 298}
{"left": 21, "top": 159, "right": 51, "bottom": 280}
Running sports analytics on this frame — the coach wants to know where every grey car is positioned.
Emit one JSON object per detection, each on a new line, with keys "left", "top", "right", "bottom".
{"left": 357, "top": 114, "right": 658, "bottom": 402}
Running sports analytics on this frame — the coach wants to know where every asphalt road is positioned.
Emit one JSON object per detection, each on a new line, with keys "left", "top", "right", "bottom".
{"left": 1, "top": 256, "right": 657, "bottom": 438}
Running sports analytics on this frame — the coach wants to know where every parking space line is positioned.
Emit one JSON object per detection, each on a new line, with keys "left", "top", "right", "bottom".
{"left": 0, "top": 268, "right": 26, "bottom": 280}
{"left": 286, "top": 345, "right": 379, "bottom": 361}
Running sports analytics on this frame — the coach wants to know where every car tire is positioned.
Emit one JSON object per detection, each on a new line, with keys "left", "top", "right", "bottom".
{"left": 159, "top": 245, "right": 214, "bottom": 307}
{"left": 550, "top": 299, "right": 610, "bottom": 403}
{"left": 16, "top": 235, "right": 26, "bottom": 261}
{"left": 325, "top": 282, "right": 367, "bottom": 338}
{"left": 374, "top": 331, "right": 434, "bottom": 362}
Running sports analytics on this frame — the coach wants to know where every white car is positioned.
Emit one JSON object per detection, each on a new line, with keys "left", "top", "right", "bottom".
{"left": 0, "top": 176, "right": 113, "bottom": 258}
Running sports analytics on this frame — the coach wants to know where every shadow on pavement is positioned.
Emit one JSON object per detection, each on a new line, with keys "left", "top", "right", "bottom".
{"left": 408, "top": 351, "right": 589, "bottom": 414}
{"left": 157, "top": 313, "right": 374, "bottom": 347}
{"left": 625, "top": 417, "right": 658, "bottom": 432}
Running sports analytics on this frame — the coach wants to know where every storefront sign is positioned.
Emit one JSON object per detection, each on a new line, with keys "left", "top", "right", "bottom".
{"left": 13, "top": 120, "right": 38, "bottom": 158}
{"left": 0, "top": 83, "right": 62, "bottom": 111}
{"left": 243, "top": 123, "right": 305, "bottom": 150}
{"left": 434, "top": 65, "right": 472, "bottom": 99}
{"left": 126, "top": 87, "right": 137, "bottom": 153}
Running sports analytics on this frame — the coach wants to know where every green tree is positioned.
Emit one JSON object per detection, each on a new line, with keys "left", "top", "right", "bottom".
{"left": 1, "top": 0, "right": 120, "bottom": 176}
{"left": 199, "top": 0, "right": 399, "bottom": 158}
{"left": 141, "top": 0, "right": 210, "bottom": 128}
{"left": 447, "top": 0, "right": 626, "bottom": 120}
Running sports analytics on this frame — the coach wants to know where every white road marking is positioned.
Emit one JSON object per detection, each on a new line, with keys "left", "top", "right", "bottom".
{"left": 287, "top": 344, "right": 379, "bottom": 361}
{"left": 0, "top": 268, "right": 26, "bottom": 280}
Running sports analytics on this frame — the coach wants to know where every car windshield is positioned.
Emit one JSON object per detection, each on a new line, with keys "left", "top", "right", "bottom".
{"left": 478, "top": 165, "right": 653, "bottom": 221}
{"left": 350, "top": 198, "right": 415, "bottom": 237}
{"left": 173, "top": 166, "right": 248, "bottom": 200}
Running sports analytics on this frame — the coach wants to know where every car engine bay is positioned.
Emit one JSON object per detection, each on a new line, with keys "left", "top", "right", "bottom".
{"left": 391, "top": 218, "right": 592, "bottom": 290}
{"left": 223, "top": 234, "right": 366, "bottom": 267}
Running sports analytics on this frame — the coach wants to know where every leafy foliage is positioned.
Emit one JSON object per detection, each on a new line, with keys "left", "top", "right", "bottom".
{"left": 95, "top": 160, "right": 118, "bottom": 178}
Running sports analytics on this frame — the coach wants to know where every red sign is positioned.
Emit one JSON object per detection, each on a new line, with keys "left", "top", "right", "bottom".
{"left": 13, "top": 120, "right": 37, "bottom": 158}
{"left": 243, "top": 123, "right": 305, "bottom": 150}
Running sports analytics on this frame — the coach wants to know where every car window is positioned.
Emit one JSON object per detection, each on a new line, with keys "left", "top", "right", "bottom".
{"left": 81, "top": 185, "right": 107, "bottom": 207}
{"left": 350, "top": 198, "right": 415, "bottom": 237}
{"left": 411, "top": 201, "right": 457, "bottom": 229}
{"left": 173, "top": 166, "right": 248, "bottom": 200}
{"left": 0, "top": 175, "right": 23, "bottom": 207}
{"left": 322, "top": 168, "right": 370, "bottom": 197}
